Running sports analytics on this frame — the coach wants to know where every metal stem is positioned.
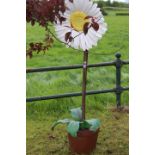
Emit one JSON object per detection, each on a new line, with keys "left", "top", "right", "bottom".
{"left": 81, "top": 50, "right": 88, "bottom": 120}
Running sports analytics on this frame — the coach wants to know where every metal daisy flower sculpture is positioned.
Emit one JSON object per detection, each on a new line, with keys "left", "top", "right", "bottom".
{"left": 55, "top": 0, "right": 107, "bottom": 120}
{"left": 55, "top": 0, "right": 107, "bottom": 51}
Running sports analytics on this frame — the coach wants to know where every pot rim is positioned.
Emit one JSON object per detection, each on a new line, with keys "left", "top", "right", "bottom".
{"left": 68, "top": 128, "right": 100, "bottom": 138}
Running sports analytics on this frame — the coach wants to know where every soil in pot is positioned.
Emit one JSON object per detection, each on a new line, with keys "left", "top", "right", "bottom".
{"left": 68, "top": 129, "right": 99, "bottom": 154}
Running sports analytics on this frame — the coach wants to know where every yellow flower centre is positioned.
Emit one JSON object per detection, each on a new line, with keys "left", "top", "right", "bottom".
{"left": 70, "top": 11, "right": 89, "bottom": 32}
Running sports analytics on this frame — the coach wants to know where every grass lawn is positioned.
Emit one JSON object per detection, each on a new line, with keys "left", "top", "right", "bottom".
{"left": 26, "top": 9, "right": 129, "bottom": 155}
{"left": 27, "top": 109, "right": 129, "bottom": 155}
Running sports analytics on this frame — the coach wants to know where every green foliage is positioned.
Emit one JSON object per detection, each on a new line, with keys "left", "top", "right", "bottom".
{"left": 51, "top": 119, "right": 71, "bottom": 130}
{"left": 112, "top": 2, "right": 129, "bottom": 8}
{"left": 80, "top": 121, "right": 91, "bottom": 130}
{"left": 51, "top": 107, "right": 101, "bottom": 137}
{"left": 116, "top": 13, "right": 129, "bottom": 16}
{"left": 67, "top": 121, "right": 80, "bottom": 137}
{"left": 87, "top": 119, "right": 101, "bottom": 131}
{"left": 97, "top": 1, "right": 106, "bottom": 8}
{"left": 100, "top": 8, "right": 108, "bottom": 16}
{"left": 70, "top": 107, "right": 82, "bottom": 121}
{"left": 95, "top": 0, "right": 129, "bottom": 8}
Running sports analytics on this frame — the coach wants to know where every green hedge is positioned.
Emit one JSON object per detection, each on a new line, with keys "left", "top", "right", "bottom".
{"left": 100, "top": 8, "right": 108, "bottom": 16}
{"left": 116, "top": 13, "right": 129, "bottom": 16}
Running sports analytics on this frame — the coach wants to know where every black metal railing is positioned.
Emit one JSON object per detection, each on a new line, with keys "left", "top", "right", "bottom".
{"left": 26, "top": 52, "right": 129, "bottom": 108}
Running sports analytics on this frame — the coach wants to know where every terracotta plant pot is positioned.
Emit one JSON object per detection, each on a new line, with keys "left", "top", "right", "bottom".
{"left": 68, "top": 129, "right": 99, "bottom": 154}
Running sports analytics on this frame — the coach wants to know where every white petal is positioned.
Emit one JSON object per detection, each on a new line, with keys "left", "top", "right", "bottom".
{"left": 89, "top": 28, "right": 102, "bottom": 38}
{"left": 56, "top": 26, "right": 71, "bottom": 34}
{"left": 98, "top": 17, "right": 105, "bottom": 24}
{"left": 94, "top": 10, "right": 102, "bottom": 18}
{"left": 77, "top": 0, "right": 86, "bottom": 12}
{"left": 57, "top": 31, "right": 65, "bottom": 39}
{"left": 80, "top": 34, "right": 86, "bottom": 51}
{"left": 71, "top": 30, "right": 80, "bottom": 49}
{"left": 94, "top": 8, "right": 100, "bottom": 15}
{"left": 59, "top": 36, "right": 65, "bottom": 42}
{"left": 65, "top": 0, "right": 75, "bottom": 12}
{"left": 71, "top": 30, "right": 79, "bottom": 38}
{"left": 88, "top": 3, "right": 98, "bottom": 15}
{"left": 82, "top": 35, "right": 89, "bottom": 50}
{"left": 63, "top": 12, "right": 70, "bottom": 18}
{"left": 80, "top": 0, "right": 90, "bottom": 13}
{"left": 98, "top": 25, "right": 107, "bottom": 35}
{"left": 87, "top": 31, "right": 98, "bottom": 46}
{"left": 82, "top": 35, "right": 91, "bottom": 49}
{"left": 74, "top": 0, "right": 81, "bottom": 10}
{"left": 85, "top": 1, "right": 93, "bottom": 14}
{"left": 73, "top": 37, "right": 80, "bottom": 49}
{"left": 85, "top": 34, "right": 93, "bottom": 48}
{"left": 55, "top": 26, "right": 66, "bottom": 32}
{"left": 97, "top": 29, "right": 104, "bottom": 35}
{"left": 56, "top": 26, "right": 71, "bottom": 42}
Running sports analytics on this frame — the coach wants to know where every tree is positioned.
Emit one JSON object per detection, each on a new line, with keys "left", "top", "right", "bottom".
{"left": 97, "top": 1, "right": 104, "bottom": 8}
{"left": 26, "top": 0, "right": 66, "bottom": 58}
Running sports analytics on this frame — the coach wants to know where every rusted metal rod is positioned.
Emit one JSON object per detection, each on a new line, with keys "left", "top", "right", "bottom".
{"left": 81, "top": 50, "right": 89, "bottom": 120}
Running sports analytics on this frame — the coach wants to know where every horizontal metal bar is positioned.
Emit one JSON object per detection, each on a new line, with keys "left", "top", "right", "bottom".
{"left": 26, "top": 87, "right": 129, "bottom": 102}
{"left": 26, "top": 61, "right": 115, "bottom": 73}
{"left": 122, "top": 60, "right": 129, "bottom": 65}
{"left": 88, "top": 61, "right": 115, "bottom": 67}
{"left": 26, "top": 60, "right": 128, "bottom": 73}
{"left": 121, "top": 87, "right": 129, "bottom": 91}
{"left": 26, "top": 65, "right": 83, "bottom": 73}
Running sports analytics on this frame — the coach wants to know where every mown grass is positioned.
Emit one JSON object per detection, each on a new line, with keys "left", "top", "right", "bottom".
{"left": 27, "top": 109, "right": 129, "bottom": 155}
{"left": 26, "top": 10, "right": 129, "bottom": 155}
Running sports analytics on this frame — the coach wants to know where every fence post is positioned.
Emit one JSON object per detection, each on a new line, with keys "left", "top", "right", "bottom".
{"left": 115, "top": 52, "right": 122, "bottom": 109}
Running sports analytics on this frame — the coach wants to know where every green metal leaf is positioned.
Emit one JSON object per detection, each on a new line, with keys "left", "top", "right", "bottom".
{"left": 80, "top": 121, "right": 91, "bottom": 130}
{"left": 70, "top": 107, "right": 82, "bottom": 121}
{"left": 86, "top": 119, "right": 101, "bottom": 131}
{"left": 67, "top": 121, "right": 80, "bottom": 137}
{"left": 51, "top": 119, "right": 71, "bottom": 130}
